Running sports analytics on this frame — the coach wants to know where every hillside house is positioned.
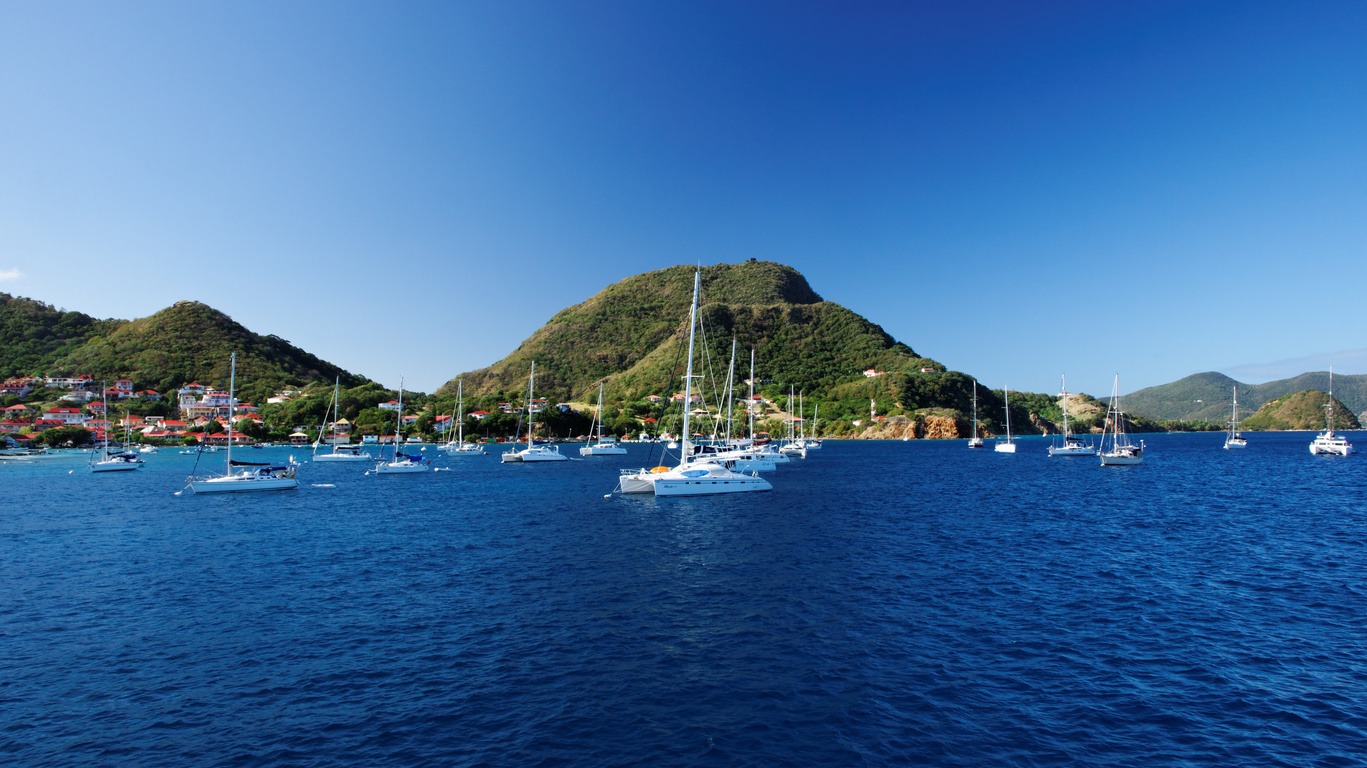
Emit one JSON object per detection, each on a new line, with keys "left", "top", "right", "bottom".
{"left": 46, "top": 408, "right": 88, "bottom": 425}
{"left": 45, "top": 374, "right": 94, "bottom": 389}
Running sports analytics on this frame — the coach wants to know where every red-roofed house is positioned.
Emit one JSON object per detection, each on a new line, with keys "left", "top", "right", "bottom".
{"left": 469, "top": 410, "right": 490, "bottom": 420}
{"left": 46, "top": 408, "right": 88, "bottom": 425}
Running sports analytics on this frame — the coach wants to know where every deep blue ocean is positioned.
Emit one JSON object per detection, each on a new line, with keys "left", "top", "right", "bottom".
{"left": 3, "top": 433, "right": 1366, "bottom": 767}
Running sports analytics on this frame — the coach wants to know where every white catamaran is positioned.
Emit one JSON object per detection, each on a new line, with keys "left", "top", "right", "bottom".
{"left": 188, "top": 353, "right": 299, "bottom": 493}
{"left": 1309, "top": 366, "right": 1353, "bottom": 456}
{"left": 502, "top": 362, "right": 568, "bottom": 463}
{"left": 580, "top": 381, "right": 627, "bottom": 456}
{"left": 617, "top": 270, "right": 772, "bottom": 496}
{"left": 440, "top": 379, "right": 486, "bottom": 455}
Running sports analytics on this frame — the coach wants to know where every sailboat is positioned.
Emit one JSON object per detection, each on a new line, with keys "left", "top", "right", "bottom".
{"left": 779, "top": 389, "right": 807, "bottom": 459}
{"left": 502, "top": 362, "right": 568, "bottom": 463}
{"left": 994, "top": 385, "right": 1017, "bottom": 453}
{"left": 689, "top": 340, "right": 777, "bottom": 472}
{"left": 1098, "top": 374, "right": 1144, "bottom": 466}
{"left": 1309, "top": 366, "right": 1353, "bottom": 456}
{"left": 188, "top": 353, "right": 299, "bottom": 492}
{"left": 1223, "top": 385, "right": 1247, "bottom": 450}
{"left": 617, "top": 270, "right": 772, "bottom": 496}
{"left": 580, "top": 381, "right": 627, "bottom": 456}
{"left": 967, "top": 380, "right": 985, "bottom": 448}
{"left": 373, "top": 379, "right": 429, "bottom": 473}
{"left": 440, "top": 379, "right": 485, "bottom": 455}
{"left": 90, "top": 388, "right": 142, "bottom": 472}
{"left": 1048, "top": 373, "right": 1096, "bottom": 457}
{"left": 313, "top": 377, "right": 373, "bottom": 462}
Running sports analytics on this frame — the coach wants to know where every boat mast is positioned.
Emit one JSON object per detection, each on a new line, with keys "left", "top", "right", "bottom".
{"left": 527, "top": 362, "right": 536, "bottom": 450}
{"left": 724, "top": 338, "right": 736, "bottom": 444}
{"left": 226, "top": 352, "right": 236, "bottom": 471}
{"left": 1003, "top": 385, "right": 1011, "bottom": 442}
{"left": 680, "top": 271, "right": 700, "bottom": 468}
{"left": 457, "top": 379, "right": 464, "bottom": 445}
{"left": 972, "top": 381, "right": 978, "bottom": 438}
{"left": 395, "top": 378, "right": 405, "bottom": 459}
{"left": 748, "top": 348, "right": 756, "bottom": 441}
{"left": 1326, "top": 366, "right": 1336, "bottom": 434}
{"left": 596, "top": 381, "right": 605, "bottom": 440}
{"left": 1060, "top": 374, "right": 1069, "bottom": 439}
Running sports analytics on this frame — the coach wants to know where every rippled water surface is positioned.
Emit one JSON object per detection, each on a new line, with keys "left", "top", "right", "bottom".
{"left": 3, "top": 434, "right": 1366, "bottom": 766}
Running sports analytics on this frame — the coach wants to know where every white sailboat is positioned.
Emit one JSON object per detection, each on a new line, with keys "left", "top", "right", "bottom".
{"left": 440, "top": 379, "right": 485, "bottom": 455}
{"left": 1048, "top": 374, "right": 1096, "bottom": 457}
{"left": 1309, "top": 366, "right": 1353, "bottom": 456}
{"left": 502, "top": 362, "right": 568, "bottom": 463}
{"left": 580, "top": 381, "right": 627, "bottom": 456}
{"left": 617, "top": 270, "right": 772, "bottom": 496}
{"left": 90, "top": 388, "right": 142, "bottom": 472}
{"left": 994, "top": 385, "right": 1017, "bottom": 453}
{"left": 967, "top": 380, "right": 985, "bottom": 448}
{"left": 313, "top": 377, "right": 373, "bottom": 462}
{"left": 188, "top": 353, "right": 299, "bottom": 492}
{"left": 373, "top": 379, "right": 429, "bottom": 473}
{"left": 1099, "top": 374, "right": 1144, "bottom": 466}
{"left": 1223, "top": 385, "right": 1247, "bottom": 450}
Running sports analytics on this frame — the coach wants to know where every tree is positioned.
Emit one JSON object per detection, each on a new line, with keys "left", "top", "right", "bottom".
{"left": 36, "top": 426, "right": 92, "bottom": 447}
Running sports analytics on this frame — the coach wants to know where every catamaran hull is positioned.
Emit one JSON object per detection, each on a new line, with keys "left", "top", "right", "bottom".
{"left": 653, "top": 476, "right": 772, "bottom": 496}
{"left": 1309, "top": 437, "right": 1352, "bottom": 456}
{"left": 618, "top": 473, "right": 658, "bottom": 494}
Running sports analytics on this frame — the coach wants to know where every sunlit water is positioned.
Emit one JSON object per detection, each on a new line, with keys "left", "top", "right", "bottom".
{"left": 3, "top": 434, "right": 1365, "bottom": 766}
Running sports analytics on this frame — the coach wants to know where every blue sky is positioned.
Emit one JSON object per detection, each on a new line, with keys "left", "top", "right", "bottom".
{"left": 2, "top": 1, "right": 1365, "bottom": 397}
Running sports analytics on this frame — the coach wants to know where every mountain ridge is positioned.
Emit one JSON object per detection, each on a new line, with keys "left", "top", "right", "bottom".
{"left": 1123, "top": 370, "right": 1367, "bottom": 423}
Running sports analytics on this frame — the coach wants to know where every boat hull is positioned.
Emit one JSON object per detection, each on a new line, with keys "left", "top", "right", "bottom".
{"left": 1048, "top": 445, "right": 1096, "bottom": 457}
{"left": 313, "top": 453, "right": 373, "bottom": 462}
{"left": 994, "top": 441, "right": 1016, "bottom": 453}
{"left": 1099, "top": 451, "right": 1143, "bottom": 466}
{"left": 653, "top": 476, "right": 772, "bottom": 496}
{"left": 191, "top": 475, "right": 299, "bottom": 493}
{"left": 374, "top": 461, "right": 429, "bottom": 473}
{"left": 1309, "top": 434, "right": 1352, "bottom": 456}
{"left": 580, "top": 445, "right": 628, "bottom": 456}
{"left": 91, "top": 460, "right": 141, "bottom": 472}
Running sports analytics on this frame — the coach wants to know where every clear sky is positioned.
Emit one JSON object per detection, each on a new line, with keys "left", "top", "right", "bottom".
{"left": 3, "top": 1, "right": 1364, "bottom": 398}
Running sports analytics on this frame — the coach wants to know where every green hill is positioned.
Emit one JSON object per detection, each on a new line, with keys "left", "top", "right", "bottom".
{"left": 0, "top": 294, "right": 120, "bottom": 378}
{"left": 1240, "top": 390, "right": 1361, "bottom": 431}
{"left": 1, "top": 297, "right": 368, "bottom": 404}
{"left": 1123, "top": 371, "right": 1367, "bottom": 422}
{"left": 442, "top": 261, "right": 940, "bottom": 404}
{"left": 437, "top": 260, "right": 1089, "bottom": 437}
